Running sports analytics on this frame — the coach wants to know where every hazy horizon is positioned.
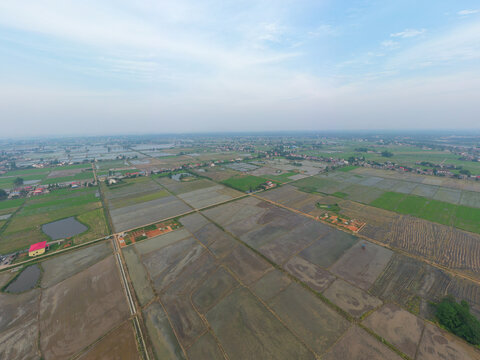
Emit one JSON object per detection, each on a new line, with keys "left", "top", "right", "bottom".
{"left": 1, "top": 1, "right": 479, "bottom": 137}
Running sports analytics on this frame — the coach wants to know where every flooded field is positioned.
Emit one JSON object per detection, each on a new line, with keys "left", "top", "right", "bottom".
{"left": 5, "top": 265, "right": 41, "bottom": 293}
{"left": 41, "top": 216, "right": 88, "bottom": 240}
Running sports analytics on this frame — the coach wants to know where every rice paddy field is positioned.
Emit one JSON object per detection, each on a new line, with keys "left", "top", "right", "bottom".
{"left": 118, "top": 192, "right": 480, "bottom": 359}
{"left": 290, "top": 169, "right": 480, "bottom": 234}
{"left": 0, "top": 242, "right": 138, "bottom": 360}
{"left": 102, "top": 177, "right": 192, "bottom": 232}
{"left": 0, "top": 187, "right": 108, "bottom": 254}
{"left": 0, "top": 164, "right": 95, "bottom": 190}
{"left": 221, "top": 174, "right": 274, "bottom": 192}
{"left": 2, "top": 150, "right": 480, "bottom": 360}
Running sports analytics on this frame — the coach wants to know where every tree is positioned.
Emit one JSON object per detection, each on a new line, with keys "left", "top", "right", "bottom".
{"left": 436, "top": 296, "right": 480, "bottom": 345}
{"left": 460, "top": 169, "right": 471, "bottom": 176}
{"left": 13, "top": 177, "right": 24, "bottom": 188}
{"left": 0, "top": 189, "right": 7, "bottom": 201}
{"left": 381, "top": 151, "right": 394, "bottom": 158}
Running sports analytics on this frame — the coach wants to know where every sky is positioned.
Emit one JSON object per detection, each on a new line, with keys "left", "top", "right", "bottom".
{"left": 0, "top": 1, "right": 480, "bottom": 137}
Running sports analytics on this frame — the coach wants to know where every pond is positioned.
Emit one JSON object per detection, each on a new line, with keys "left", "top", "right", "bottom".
{"left": 171, "top": 173, "right": 194, "bottom": 181}
{"left": 5, "top": 265, "right": 41, "bottom": 293}
{"left": 42, "top": 216, "right": 88, "bottom": 240}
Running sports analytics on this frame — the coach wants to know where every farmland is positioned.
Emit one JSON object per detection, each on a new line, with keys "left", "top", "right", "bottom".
{"left": 0, "top": 242, "right": 138, "bottom": 359}
{"left": 102, "top": 177, "right": 192, "bottom": 232}
{"left": 114, "top": 193, "right": 480, "bottom": 359}
{"left": 1, "top": 134, "right": 480, "bottom": 359}
{"left": 221, "top": 174, "right": 274, "bottom": 192}
{"left": 0, "top": 187, "right": 108, "bottom": 254}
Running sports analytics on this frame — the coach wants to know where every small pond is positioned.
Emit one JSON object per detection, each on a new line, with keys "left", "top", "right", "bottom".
{"left": 42, "top": 216, "right": 88, "bottom": 240}
{"left": 171, "top": 172, "right": 195, "bottom": 181}
{"left": 5, "top": 265, "right": 41, "bottom": 293}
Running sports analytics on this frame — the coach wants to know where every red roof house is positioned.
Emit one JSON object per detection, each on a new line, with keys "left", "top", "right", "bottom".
{"left": 29, "top": 241, "right": 47, "bottom": 257}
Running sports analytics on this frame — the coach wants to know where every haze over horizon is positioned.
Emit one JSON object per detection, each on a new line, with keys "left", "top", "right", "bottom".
{"left": 1, "top": 1, "right": 479, "bottom": 137}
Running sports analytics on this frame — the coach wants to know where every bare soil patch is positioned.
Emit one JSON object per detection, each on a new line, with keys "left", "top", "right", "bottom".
{"left": 363, "top": 303, "right": 424, "bottom": 358}
{"left": 39, "top": 256, "right": 129, "bottom": 360}
{"left": 323, "top": 279, "right": 382, "bottom": 318}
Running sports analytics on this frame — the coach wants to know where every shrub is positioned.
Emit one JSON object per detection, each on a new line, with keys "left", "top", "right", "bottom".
{"left": 435, "top": 296, "right": 480, "bottom": 345}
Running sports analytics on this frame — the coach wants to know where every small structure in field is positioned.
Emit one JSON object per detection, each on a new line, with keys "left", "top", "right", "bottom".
{"left": 29, "top": 241, "right": 47, "bottom": 257}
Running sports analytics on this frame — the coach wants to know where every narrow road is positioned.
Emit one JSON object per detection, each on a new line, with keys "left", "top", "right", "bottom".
{"left": 112, "top": 236, "right": 150, "bottom": 360}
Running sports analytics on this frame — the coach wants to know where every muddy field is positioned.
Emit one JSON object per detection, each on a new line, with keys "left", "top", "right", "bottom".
{"left": 416, "top": 323, "right": 480, "bottom": 360}
{"left": 322, "top": 326, "right": 404, "bottom": 360}
{"left": 330, "top": 241, "right": 393, "bottom": 290}
{"left": 156, "top": 177, "right": 217, "bottom": 195}
{"left": 363, "top": 303, "right": 424, "bottom": 359}
{"left": 178, "top": 184, "right": 242, "bottom": 209}
{"left": 194, "top": 167, "right": 240, "bottom": 182}
{"left": 118, "top": 195, "right": 480, "bottom": 359}
{"left": 40, "top": 242, "right": 112, "bottom": 288}
{"left": 338, "top": 198, "right": 480, "bottom": 281}
{"left": 0, "top": 242, "right": 138, "bottom": 360}
{"left": 39, "top": 256, "right": 130, "bottom": 359}
{"left": 78, "top": 321, "right": 140, "bottom": 360}
{"left": 207, "top": 287, "right": 315, "bottom": 359}
{"left": 323, "top": 279, "right": 382, "bottom": 318}
{"left": 110, "top": 195, "right": 192, "bottom": 232}
{"left": 0, "top": 289, "right": 41, "bottom": 359}
{"left": 202, "top": 196, "right": 335, "bottom": 266}
{"left": 268, "top": 283, "right": 350, "bottom": 355}
{"left": 370, "top": 253, "right": 480, "bottom": 319}
{"left": 103, "top": 178, "right": 162, "bottom": 201}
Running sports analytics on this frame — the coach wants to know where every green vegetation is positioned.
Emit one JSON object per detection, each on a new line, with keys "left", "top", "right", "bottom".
{"left": 222, "top": 175, "right": 273, "bottom": 192}
{"left": 0, "top": 187, "right": 103, "bottom": 254}
{"left": 316, "top": 203, "right": 341, "bottom": 212}
{"left": 109, "top": 190, "right": 169, "bottom": 208}
{"left": 72, "top": 208, "right": 109, "bottom": 243}
{"left": 0, "top": 189, "right": 7, "bottom": 201}
{"left": 0, "top": 198, "right": 25, "bottom": 211}
{"left": 332, "top": 192, "right": 348, "bottom": 199}
{"left": 381, "top": 151, "right": 394, "bottom": 158}
{"left": 0, "top": 174, "right": 48, "bottom": 189}
{"left": 264, "top": 171, "right": 298, "bottom": 183}
{"left": 337, "top": 165, "right": 358, "bottom": 172}
{"left": 13, "top": 177, "right": 24, "bottom": 187}
{"left": 41, "top": 171, "right": 94, "bottom": 184}
{"left": 435, "top": 296, "right": 480, "bottom": 346}
{"left": 371, "top": 192, "right": 480, "bottom": 233}
{"left": 3, "top": 167, "right": 51, "bottom": 176}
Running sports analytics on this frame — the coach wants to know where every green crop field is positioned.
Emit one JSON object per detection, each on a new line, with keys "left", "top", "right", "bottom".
{"left": 0, "top": 187, "right": 104, "bottom": 254}
{"left": 0, "top": 174, "right": 49, "bottom": 189}
{"left": 222, "top": 175, "right": 272, "bottom": 192}
{"left": 109, "top": 189, "right": 169, "bottom": 209}
{"left": 2, "top": 167, "right": 52, "bottom": 177}
{"left": 263, "top": 171, "right": 298, "bottom": 183}
{"left": 337, "top": 166, "right": 359, "bottom": 172}
{"left": 0, "top": 198, "right": 25, "bottom": 211}
{"left": 371, "top": 191, "right": 480, "bottom": 233}
{"left": 41, "top": 171, "right": 94, "bottom": 184}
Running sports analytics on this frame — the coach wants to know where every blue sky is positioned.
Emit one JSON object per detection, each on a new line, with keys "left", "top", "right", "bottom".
{"left": 0, "top": 1, "right": 479, "bottom": 136}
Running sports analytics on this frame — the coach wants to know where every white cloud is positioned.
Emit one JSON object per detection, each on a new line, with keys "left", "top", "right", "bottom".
{"left": 458, "top": 9, "right": 479, "bottom": 16}
{"left": 381, "top": 40, "right": 399, "bottom": 49}
{"left": 387, "top": 21, "right": 480, "bottom": 69}
{"left": 0, "top": 1, "right": 298, "bottom": 72}
{"left": 308, "top": 24, "right": 338, "bottom": 37}
{"left": 390, "top": 28, "right": 426, "bottom": 38}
